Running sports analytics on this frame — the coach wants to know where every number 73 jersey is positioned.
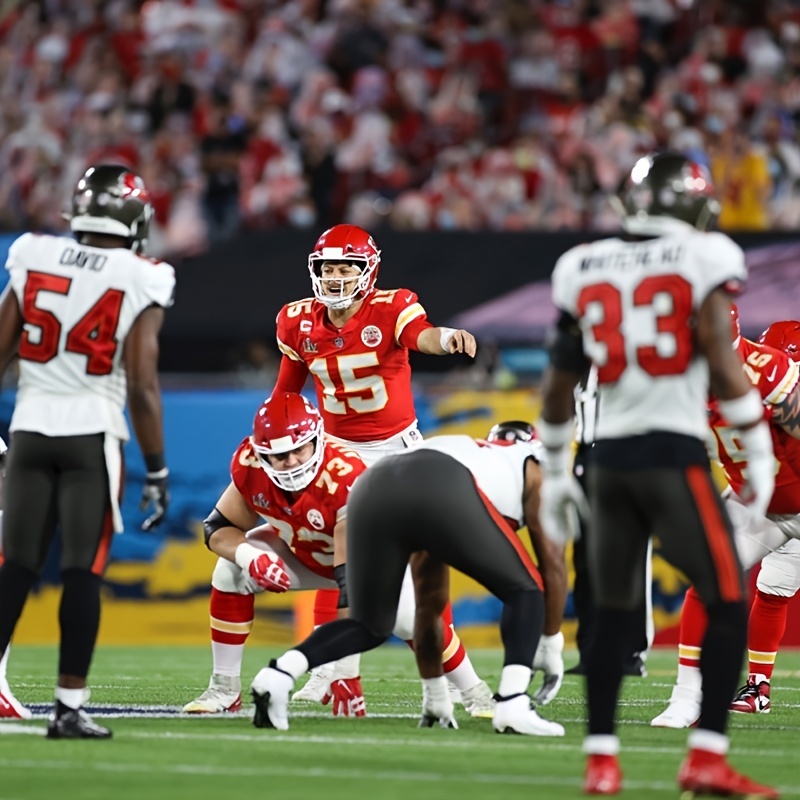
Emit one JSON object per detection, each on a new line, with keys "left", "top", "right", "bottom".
{"left": 230, "top": 438, "right": 366, "bottom": 578}
{"left": 5, "top": 233, "right": 175, "bottom": 440}
{"left": 275, "top": 290, "right": 432, "bottom": 441}
{"left": 551, "top": 228, "right": 747, "bottom": 441}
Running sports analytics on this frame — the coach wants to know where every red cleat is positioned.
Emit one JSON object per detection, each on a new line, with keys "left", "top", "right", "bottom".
{"left": 0, "top": 688, "right": 32, "bottom": 719}
{"left": 678, "top": 748, "right": 779, "bottom": 799}
{"left": 584, "top": 754, "right": 622, "bottom": 795}
{"left": 730, "top": 674, "right": 771, "bottom": 715}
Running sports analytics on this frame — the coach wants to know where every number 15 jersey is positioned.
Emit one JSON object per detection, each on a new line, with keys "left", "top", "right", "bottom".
{"left": 5, "top": 233, "right": 175, "bottom": 441}
{"left": 551, "top": 227, "right": 747, "bottom": 441}
{"left": 275, "top": 289, "right": 432, "bottom": 442}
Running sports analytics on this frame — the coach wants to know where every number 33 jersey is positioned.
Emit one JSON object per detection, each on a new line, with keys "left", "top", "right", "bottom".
{"left": 275, "top": 289, "right": 432, "bottom": 442}
{"left": 5, "top": 232, "right": 175, "bottom": 440}
{"left": 551, "top": 228, "right": 747, "bottom": 441}
{"left": 230, "top": 438, "right": 366, "bottom": 578}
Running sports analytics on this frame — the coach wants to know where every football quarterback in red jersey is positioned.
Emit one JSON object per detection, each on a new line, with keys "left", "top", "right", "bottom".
{"left": 183, "top": 393, "right": 491, "bottom": 717}
{"left": 271, "top": 225, "right": 491, "bottom": 716}
{"left": 653, "top": 312, "right": 800, "bottom": 731}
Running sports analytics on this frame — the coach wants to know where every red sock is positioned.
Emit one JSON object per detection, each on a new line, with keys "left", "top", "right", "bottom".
{"left": 210, "top": 588, "right": 254, "bottom": 646}
{"left": 313, "top": 588, "right": 340, "bottom": 626}
{"left": 748, "top": 589, "right": 790, "bottom": 680}
{"left": 677, "top": 586, "right": 707, "bottom": 676}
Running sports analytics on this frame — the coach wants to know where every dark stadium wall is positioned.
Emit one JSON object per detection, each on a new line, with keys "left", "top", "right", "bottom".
{"left": 162, "top": 229, "right": 800, "bottom": 372}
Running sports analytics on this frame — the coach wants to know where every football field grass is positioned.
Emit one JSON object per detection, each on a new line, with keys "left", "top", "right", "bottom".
{"left": 1, "top": 646, "right": 799, "bottom": 800}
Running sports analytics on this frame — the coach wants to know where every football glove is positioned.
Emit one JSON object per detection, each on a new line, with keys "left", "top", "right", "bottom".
{"left": 322, "top": 654, "right": 366, "bottom": 717}
{"left": 235, "top": 545, "right": 291, "bottom": 594}
{"left": 140, "top": 468, "right": 169, "bottom": 531}
{"left": 539, "top": 471, "right": 589, "bottom": 546}
{"left": 736, "top": 420, "right": 776, "bottom": 520}
{"left": 322, "top": 677, "right": 366, "bottom": 717}
{"left": 419, "top": 680, "right": 458, "bottom": 729}
{"left": 532, "top": 632, "right": 564, "bottom": 706}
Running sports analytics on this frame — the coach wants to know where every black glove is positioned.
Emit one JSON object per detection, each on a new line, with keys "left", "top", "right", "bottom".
{"left": 140, "top": 468, "right": 169, "bottom": 531}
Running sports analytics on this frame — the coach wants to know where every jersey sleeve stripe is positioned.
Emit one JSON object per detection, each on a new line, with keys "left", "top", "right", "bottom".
{"left": 277, "top": 337, "right": 303, "bottom": 362}
{"left": 764, "top": 362, "right": 800, "bottom": 405}
{"left": 395, "top": 303, "right": 426, "bottom": 343}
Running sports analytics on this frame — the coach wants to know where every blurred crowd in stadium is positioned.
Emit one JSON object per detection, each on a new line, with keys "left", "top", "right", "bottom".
{"left": 1, "top": 0, "right": 800, "bottom": 254}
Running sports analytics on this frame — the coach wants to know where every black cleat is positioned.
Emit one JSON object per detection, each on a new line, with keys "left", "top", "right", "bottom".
{"left": 46, "top": 702, "right": 112, "bottom": 739}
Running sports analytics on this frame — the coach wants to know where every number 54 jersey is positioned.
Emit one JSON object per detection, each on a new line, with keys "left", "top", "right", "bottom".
{"left": 275, "top": 289, "right": 432, "bottom": 442}
{"left": 5, "top": 233, "right": 175, "bottom": 440}
{"left": 551, "top": 228, "right": 747, "bottom": 441}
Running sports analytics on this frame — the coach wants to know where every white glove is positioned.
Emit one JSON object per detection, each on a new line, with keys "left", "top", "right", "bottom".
{"left": 235, "top": 543, "right": 291, "bottom": 594}
{"left": 532, "top": 632, "right": 564, "bottom": 706}
{"left": 736, "top": 420, "right": 775, "bottom": 520}
{"left": 419, "top": 677, "right": 458, "bottom": 729}
{"left": 539, "top": 471, "right": 589, "bottom": 546}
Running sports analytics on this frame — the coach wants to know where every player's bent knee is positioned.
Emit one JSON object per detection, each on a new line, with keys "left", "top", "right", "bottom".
{"left": 211, "top": 557, "right": 245, "bottom": 593}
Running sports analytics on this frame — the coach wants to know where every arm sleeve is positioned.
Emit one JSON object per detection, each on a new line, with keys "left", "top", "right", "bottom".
{"left": 394, "top": 291, "right": 433, "bottom": 348}
{"left": 273, "top": 354, "right": 308, "bottom": 393}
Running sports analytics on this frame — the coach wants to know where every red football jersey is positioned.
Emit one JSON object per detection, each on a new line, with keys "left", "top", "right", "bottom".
{"left": 230, "top": 438, "right": 366, "bottom": 579}
{"left": 710, "top": 337, "right": 800, "bottom": 514}
{"left": 274, "top": 289, "right": 433, "bottom": 441}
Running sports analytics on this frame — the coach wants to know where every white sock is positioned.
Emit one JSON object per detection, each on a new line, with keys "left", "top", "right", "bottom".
{"left": 211, "top": 642, "right": 244, "bottom": 678}
{"left": 445, "top": 656, "right": 482, "bottom": 692}
{"left": 676, "top": 663, "right": 702, "bottom": 692}
{"left": 498, "top": 664, "right": 531, "bottom": 697}
{"left": 55, "top": 686, "right": 87, "bottom": 710}
{"left": 583, "top": 734, "right": 620, "bottom": 756}
{"left": 276, "top": 649, "right": 310, "bottom": 680}
{"left": 0, "top": 646, "right": 8, "bottom": 684}
{"left": 688, "top": 729, "right": 728, "bottom": 755}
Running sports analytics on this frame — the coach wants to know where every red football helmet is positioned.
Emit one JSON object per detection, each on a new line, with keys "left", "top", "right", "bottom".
{"left": 251, "top": 392, "right": 325, "bottom": 491}
{"left": 758, "top": 320, "right": 800, "bottom": 362}
{"left": 307, "top": 224, "right": 381, "bottom": 309}
{"left": 730, "top": 303, "right": 741, "bottom": 345}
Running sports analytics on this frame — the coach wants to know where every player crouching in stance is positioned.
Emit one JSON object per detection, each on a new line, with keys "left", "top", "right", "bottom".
{"left": 183, "top": 393, "right": 488, "bottom": 717}
{"left": 250, "top": 433, "right": 567, "bottom": 737}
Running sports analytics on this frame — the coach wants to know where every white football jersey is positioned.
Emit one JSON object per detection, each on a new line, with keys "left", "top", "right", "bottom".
{"left": 415, "top": 435, "right": 540, "bottom": 527}
{"left": 551, "top": 226, "right": 746, "bottom": 441}
{"left": 5, "top": 233, "right": 175, "bottom": 440}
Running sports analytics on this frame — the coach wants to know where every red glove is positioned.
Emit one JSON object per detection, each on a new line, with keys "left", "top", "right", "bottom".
{"left": 322, "top": 677, "right": 366, "bottom": 717}
{"left": 236, "top": 544, "right": 291, "bottom": 594}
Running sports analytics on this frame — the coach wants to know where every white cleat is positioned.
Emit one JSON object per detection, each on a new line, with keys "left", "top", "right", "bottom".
{"left": 291, "top": 663, "right": 333, "bottom": 703}
{"left": 493, "top": 694, "right": 565, "bottom": 737}
{"left": 460, "top": 680, "right": 495, "bottom": 719}
{"left": 650, "top": 684, "right": 701, "bottom": 728}
{"left": 182, "top": 674, "right": 242, "bottom": 714}
{"left": 0, "top": 682, "right": 32, "bottom": 720}
{"left": 251, "top": 661, "right": 294, "bottom": 730}
{"left": 419, "top": 682, "right": 458, "bottom": 729}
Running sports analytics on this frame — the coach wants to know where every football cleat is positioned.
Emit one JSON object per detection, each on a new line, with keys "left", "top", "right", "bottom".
{"left": 0, "top": 683, "right": 32, "bottom": 720}
{"left": 584, "top": 754, "right": 622, "bottom": 795}
{"left": 492, "top": 693, "right": 565, "bottom": 737}
{"left": 460, "top": 680, "right": 495, "bottom": 719}
{"left": 677, "top": 748, "right": 778, "bottom": 799}
{"left": 291, "top": 663, "right": 333, "bottom": 703}
{"left": 651, "top": 684, "right": 701, "bottom": 729}
{"left": 46, "top": 701, "right": 112, "bottom": 739}
{"left": 730, "top": 674, "right": 771, "bottom": 715}
{"left": 251, "top": 660, "right": 294, "bottom": 730}
{"left": 182, "top": 674, "right": 242, "bottom": 714}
